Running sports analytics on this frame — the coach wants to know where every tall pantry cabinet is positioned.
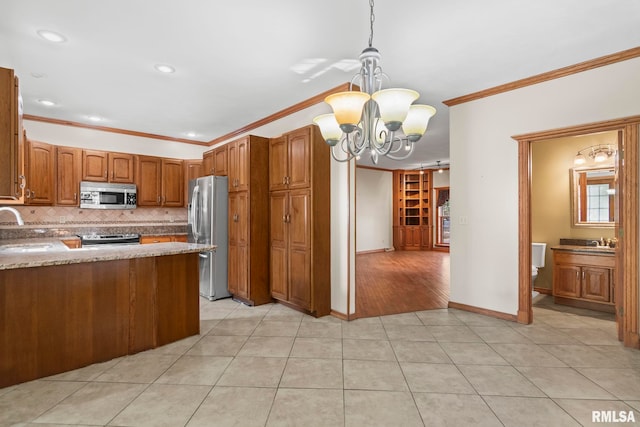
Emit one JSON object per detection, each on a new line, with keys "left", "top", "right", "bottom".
{"left": 269, "top": 125, "right": 331, "bottom": 317}
{"left": 227, "top": 135, "right": 271, "bottom": 306}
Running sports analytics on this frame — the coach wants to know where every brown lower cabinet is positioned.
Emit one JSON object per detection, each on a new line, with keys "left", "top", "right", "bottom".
{"left": 552, "top": 249, "right": 615, "bottom": 313}
{"left": 269, "top": 124, "right": 331, "bottom": 317}
{"left": 226, "top": 135, "right": 271, "bottom": 305}
{"left": 0, "top": 253, "right": 199, "bottom": 388}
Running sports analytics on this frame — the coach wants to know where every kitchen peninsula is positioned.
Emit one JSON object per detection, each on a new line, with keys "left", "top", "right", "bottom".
{"left": 0, "top": 240, "right": 210, "bottom": 388}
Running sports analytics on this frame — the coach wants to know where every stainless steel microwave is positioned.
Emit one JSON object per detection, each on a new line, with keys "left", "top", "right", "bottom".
{"left": 79, "top": 181, "right": 137, "bottom": 209}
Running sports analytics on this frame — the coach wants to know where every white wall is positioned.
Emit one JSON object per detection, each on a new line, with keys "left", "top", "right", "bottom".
{"left": 355, "top": 168, "right": 393, "bottom": 252}
{"left": 449, "top": 57, "right": 640, "bottom": 315}
{"left": 24, "top": 120, "right": 207, "bottom": 159}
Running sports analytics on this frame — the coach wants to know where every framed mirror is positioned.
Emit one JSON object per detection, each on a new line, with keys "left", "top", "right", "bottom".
{"left": 570, "top": 166, "right": 615, "bottom": 227}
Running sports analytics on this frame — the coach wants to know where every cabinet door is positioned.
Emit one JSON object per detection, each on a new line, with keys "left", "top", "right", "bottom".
{"left": 269, "top": 136, "right": 288, "bottom": 191}
{"left": 109, "top": 153, "right": 135, "bottom": 183}
{"left": 582, "top": 266, "right": 611, "bottom": 302}
{"left": 270, "top": 192, "right": 288, "bottom": 301}
{"left": 553, "top": 264, "right": 581, "bottom": 298}
{"left": 162, "top": 159, "right": 184, "bottom": 207}
{"left": 136, "top": 156, "right": 162, "bottom": 206}
{"left": 56, "top": 146, "right": 81, "bottom": 206}
{"left": 227, "top": 140, "right": 239, "bottom": 191}
{"left": 235, "top": 138, "right": 249, "bottom": 192}
{"left": 287, "top": 127, "right": 311, "bottom": 190}
{"left": 214, "top": 145, "right": 228, "bottom": 176}
{"left": 236, "top": 191, "right": 249, "bottom": 246}
{"left": 288, "top": 190, "right": 311, "bottom": 309}
{"left": 82, "top": 150, "right": 108, "bottom": 181}
{"left": 0, "top": 69, "right": 24, "bottom": 202}
{"left": 26, "top": 140, "right": 55, "bottom": 205}
{"left": 184, "top": 160, "right": 202, "bottom": 207}
{"left": 228, "top": 193, "right": 239, "bottom": 295}
{"left": 202, "top": 150, "right": 214, "bottom": 176}
{"left": 420, "top": 226, "right": 431, "bottom": 250}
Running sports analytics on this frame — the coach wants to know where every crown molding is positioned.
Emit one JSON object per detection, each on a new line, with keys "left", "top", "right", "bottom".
{"left": 444, "top": 46, "right": 640, "bottom": 107}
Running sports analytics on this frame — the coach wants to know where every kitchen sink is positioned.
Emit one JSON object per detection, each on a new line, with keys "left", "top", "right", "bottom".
{"left": 0, "top": 243, "right": 59, "bottom": 253}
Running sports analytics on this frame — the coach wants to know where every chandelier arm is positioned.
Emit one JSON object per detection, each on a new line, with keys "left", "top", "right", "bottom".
{"left": 331, "top": 145, "right": 355, "bottom": 163}
{"left": 386, "top": 141, "right": 416, "bottom": 160}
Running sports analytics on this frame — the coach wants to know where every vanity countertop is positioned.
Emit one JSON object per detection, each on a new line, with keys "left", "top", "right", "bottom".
{"left": 550, "top": 244, "right": 616, "bottom": 255}
{"left": 0, "top": 237, "right": 214, "bottom": 271}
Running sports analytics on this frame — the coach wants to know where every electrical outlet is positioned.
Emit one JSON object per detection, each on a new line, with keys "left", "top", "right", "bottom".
{"left": 459, "top": 215, "right": 468, "bottom": 225}
{"left": 59, "top": 216, "right": 66, "bottom": 223}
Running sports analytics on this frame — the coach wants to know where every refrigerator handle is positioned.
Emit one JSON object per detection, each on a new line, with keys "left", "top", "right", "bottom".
{"left": 191, "top": 184, "right": 200, "bottom": 241}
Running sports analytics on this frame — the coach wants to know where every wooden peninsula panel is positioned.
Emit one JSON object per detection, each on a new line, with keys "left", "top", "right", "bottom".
{"left": 0, "top": 253, "right": 199, "bottom": 388}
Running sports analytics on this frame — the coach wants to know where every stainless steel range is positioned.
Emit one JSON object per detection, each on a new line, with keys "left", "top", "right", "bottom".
{"left": 78, "top": 233, "right": 141, "bottom": 246}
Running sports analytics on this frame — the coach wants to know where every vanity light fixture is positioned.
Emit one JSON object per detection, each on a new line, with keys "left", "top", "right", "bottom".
{"left": 573, "top": 144, "right": 616, "bottom": 165}
{"left": 436, "top": 160, "right": 444, "bottom": 174}
{"left": 312, "top": 0, "right": 436, "bottom": 164}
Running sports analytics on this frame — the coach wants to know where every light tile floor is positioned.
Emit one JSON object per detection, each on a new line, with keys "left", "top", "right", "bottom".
{"left": 2, "top": 296, "right": 640, "bottom": 426}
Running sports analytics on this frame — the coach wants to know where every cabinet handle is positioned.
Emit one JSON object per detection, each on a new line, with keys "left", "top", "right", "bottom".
{"left": 157, "top": 196, "right": 161, "bottom": 203}
{"left": 282, "top": 215, "right": 286, "bottom": 223}
{"left": 25, "top": 189, "right": 31, "bottom": 199}
{"left": 74, "top": 192, "right": 77, "bottom": 201}
{"left": 283, "top": 177, "right": 287, "bottom": 185}
{"left": 104, "top": 170, "right": 108, "bottom": 179}
{"left": 31, "top": 191, "right": 35, "bottom": 199}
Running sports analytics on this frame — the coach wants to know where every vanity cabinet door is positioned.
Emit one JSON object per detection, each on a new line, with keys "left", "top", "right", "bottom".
{"left": 553, "top": 264, "right": 581, "bottom": 298}
{"left": 581, "top": 266, "right": 610, "bottom": 302}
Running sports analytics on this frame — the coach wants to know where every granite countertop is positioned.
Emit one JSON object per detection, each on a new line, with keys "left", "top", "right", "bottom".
{"left": 0, "top": 238, "right": 214, "bottom": 271}
{"left": 550, "top": 244, "right": 616, "bottom": 255}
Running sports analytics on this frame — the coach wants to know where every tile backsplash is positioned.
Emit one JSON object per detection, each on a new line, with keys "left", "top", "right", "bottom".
{"left": 0, "top": 206, "right": 188, "bottom": 240}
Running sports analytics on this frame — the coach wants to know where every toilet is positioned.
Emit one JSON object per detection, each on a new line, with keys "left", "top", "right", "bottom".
{"left": 531, "top": 242, "right": 547, "bottom": 299}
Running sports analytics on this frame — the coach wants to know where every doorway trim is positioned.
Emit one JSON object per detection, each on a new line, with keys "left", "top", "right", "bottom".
{"left": 513, "top": 115, "right": 640, "bottom": 348}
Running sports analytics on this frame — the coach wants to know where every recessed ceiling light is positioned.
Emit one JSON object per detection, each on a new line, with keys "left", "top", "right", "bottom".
{"left": 37, "top": 29, "right": 67, "bottom": 43}
{"left": 185, "top": 131, "right": 198, "bottom": 138}
{"left": 86, "top": 115, "right": 103, "bottom": 122}
{"left": 30, "top": 72, "right": 47, "bottom": 79}
{"left": 37, "top": 99, "right": 56, "bottom": 107}
{"left": 154, "top": 64, "right": 175, "bottom": 74}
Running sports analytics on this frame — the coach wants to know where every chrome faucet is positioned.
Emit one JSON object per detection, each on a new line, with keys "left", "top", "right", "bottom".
{"left": 0, "top": 207, "right": 24, "bottom": 225}
{"left": 589, "top": 240, "right": 600, "bottom": 247}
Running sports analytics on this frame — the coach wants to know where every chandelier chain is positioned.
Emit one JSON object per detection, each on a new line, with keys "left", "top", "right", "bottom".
{"left": 368, "top": 0, "right": 375, "bottom": 47}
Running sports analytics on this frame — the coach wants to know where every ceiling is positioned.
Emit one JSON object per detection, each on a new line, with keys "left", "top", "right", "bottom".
{"left": 2, "top": 1, "right": 639, "bottom": 170}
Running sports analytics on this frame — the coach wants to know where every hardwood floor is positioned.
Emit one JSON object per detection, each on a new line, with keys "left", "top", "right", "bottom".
{"left": 355, "top": 250, "right": 450, "bottom": 318}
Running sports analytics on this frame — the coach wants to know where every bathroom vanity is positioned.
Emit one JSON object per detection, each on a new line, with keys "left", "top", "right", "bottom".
{"left": 551, "top": 245, "right": 616, "bottom": 313}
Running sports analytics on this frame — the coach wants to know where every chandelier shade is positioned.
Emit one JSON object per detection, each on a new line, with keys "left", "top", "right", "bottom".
{"left": 312, "top": 114, "right": 342, "bottom": 146}
{"left": 371, "top": 88, "right": 418, "bottom": 131}
{"left": 312, "top": 0, "right": 435, "bottom": 164}
{"left": 324, "top": 91, "right": 370, "bottom": 132}
{"left": 402, "top": 105, "right": 437, "bottom": 141}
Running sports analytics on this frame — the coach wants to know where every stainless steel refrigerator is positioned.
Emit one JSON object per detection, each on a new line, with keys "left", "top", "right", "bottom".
{"left": 188, "top": 176, "right": 231, "bottom": 301}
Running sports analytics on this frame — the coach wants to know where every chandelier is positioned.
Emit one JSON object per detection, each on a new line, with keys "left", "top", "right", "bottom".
{"left": 574, "top": 144, "right": 616, "bottom": 165}
{"left": 313, "top": 0, "right": 436, "bottom": 164}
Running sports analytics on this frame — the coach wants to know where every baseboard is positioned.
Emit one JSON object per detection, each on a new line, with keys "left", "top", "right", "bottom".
{"left": 355, "top": 249, "right": 387, "bottom": 255}
{"left": 448, "top": 301, "right": 517, "bottom": 322}
{"left": 330, "top": 310, "right": 349, "bottom": 321}
{"left": 534, "top": 287, "right": 552, "bottom": 295}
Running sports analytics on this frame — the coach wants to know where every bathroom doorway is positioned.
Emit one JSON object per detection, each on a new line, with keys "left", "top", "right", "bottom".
{"left": 513, "top": 116, "right": 640, "bottom": 348}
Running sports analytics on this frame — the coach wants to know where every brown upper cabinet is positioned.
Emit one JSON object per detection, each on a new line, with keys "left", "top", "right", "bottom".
{"left": 228, "top": 137, "right": 249, "bottom": 192}
{"left": 202, "top": 149, "right": 214, "bottom": 176}
{"left": 184, "top": 160, "right": 203, "bottom": 207}
{"left": 56, "top": 146, "right": 82, "bottom": 206}
{"left": 269, "top": 126, "right": 311, "bottom": 191}
{"left": 25, "top": 139, "right": 55, "bottom": 205}
{"left": 201, "top": 145, "right": 228, "bottom": 176}
{"left": 136, "top": 155, "right": 184, "bottom": 207}
{"left": 0, "top": 67, "right": 25, "bottom": 203}
{"left": 214, "top": 145, "right": 228, "bottom": 176}
{"left": 82, "top": 150, "right": 135, "bottom": 183}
